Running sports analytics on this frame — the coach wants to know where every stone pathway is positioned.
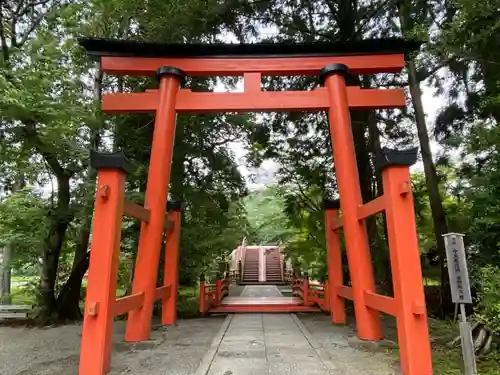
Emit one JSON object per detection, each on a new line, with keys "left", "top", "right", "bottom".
{"left": 0, "top": 317, "right": 226, "bottom": 375}
{"left": 241, "top": 284, "right": 282, "bottom": 297}
{"left": 199, "top": 313, "right": 334, "bottom": 375}
{"left": 194, "top": 285, "right": 400, "bottom": 375}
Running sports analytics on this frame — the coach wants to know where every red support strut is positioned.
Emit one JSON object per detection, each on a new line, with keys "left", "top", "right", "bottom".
{"left": 383, "top": 162, "right": 433, "bottom": 375}
{"left": 321, "top": 64, "right": 382, "bottom": 340}
{"left": 79, "top": 152, "right": 129, "bottom": 375}
{"left": 324, "top": 200, "right": 346, "bottom": 324}
{"left": 126, "top": 67, "right": 185, "bottom": 342}
{"left": 162, "top": 205, "right": 182, "bottom": 325}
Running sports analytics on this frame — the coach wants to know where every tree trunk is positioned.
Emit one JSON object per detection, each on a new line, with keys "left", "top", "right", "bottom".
{"left": 0, "top": 245, "right": 12, "bottom": 304}
{"left": 38, "top": 174, "right": 72, "bottom": 321}
{"left": 55, "top": 60, "right": 104, "bottom": 319}
{"left": 398, "top": 1, "right": 451, "bottom": 316}
{"left": 350, "top": 110, "right": 393, "bottom": 291}
{"left": 56, "top": 252, "right": 89, "bottom": 320}
{"left": 481, "top": 60, "right": 500, "bottom": 124}
{"left": 55, "top": 212, "right": 93, "bottom": 320}
{"left": 367, "top": 111, "right": 393, "bottom": 293}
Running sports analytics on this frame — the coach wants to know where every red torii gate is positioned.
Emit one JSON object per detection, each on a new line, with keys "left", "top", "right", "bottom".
{"left": 78, "top": 37, "right": 433, "bottom": 375}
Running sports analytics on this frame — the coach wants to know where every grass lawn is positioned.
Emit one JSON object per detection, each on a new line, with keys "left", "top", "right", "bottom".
{"left": 9, "top": 276, "right": 37, "bottom": 305}
{"left": 10, "top": 277, "right": 201, "bottom": 319}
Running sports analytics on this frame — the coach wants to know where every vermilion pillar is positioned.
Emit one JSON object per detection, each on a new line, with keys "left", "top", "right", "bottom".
{"left": 162, "top": 202, "right": 182, "bottom": 325}
{"left": 80, "top": 151, "right": 130, "bottom": 375}
{"left": 324, "top": 199, "right": 346, "bottom": 324}
{"left": 379, "top": 148, "right": 433, "bottom": 375}
{"left": 320, "top": 64, "right": 382, "bottom": 340}
{"left": 126, "top": 67, "right": 185, "bottom": 342}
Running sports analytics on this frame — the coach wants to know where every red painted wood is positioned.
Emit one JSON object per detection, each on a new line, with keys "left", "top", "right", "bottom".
{"left": 114, "top": 293, "right": 145, "bottom": 316}
{"left": 100, "top": 54, "right": 405, "bottom": 76}
{"left": 363, "top": 291, "right": 397, "bottom": 316}
{"left": 337, "top": 286, "right": 354, "bottom": 300}
{"left": 154, "top": 285, "right": 171, "bottom": 301}
{"left": 102, "top": 87, "right": 405, "bottom": 114}
{"left": 357, "top": 196, "right": 386, "bottom": 220}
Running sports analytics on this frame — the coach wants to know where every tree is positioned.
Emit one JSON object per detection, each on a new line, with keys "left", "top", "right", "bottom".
{"left": 395, "top": 0, "right": 454, "bottom": 315}
{"left": 0, "top": 0, "right": 256, "bottom": 320}
{"left": 244, "top": 185, "right": 293, "bottom": 245}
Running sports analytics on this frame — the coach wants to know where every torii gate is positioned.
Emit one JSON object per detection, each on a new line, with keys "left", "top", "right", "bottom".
{"left": 78, "top": 37, "right": 433, "bottom": 375}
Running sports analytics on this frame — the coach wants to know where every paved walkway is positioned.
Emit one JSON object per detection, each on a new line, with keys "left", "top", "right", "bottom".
{"left": 241, "top": 284, "right": 282, "bottom": 297}
{"left": 195, "top": 285, "right": 335, "bottom": 375}
{"left": 220, "top": 283, "right": 303, "bottom": 307}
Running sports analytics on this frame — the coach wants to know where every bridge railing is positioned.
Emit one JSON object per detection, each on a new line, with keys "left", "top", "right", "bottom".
{"left": 308, "top": 281, "right": 329, "bottom": 311}
{"left": 199, "top": 272, "right": 231, "bottom": 314}
{"left": 292, "top": 272, "right": 330, "bottom": 312}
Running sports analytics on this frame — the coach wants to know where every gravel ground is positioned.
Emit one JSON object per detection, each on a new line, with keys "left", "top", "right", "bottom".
{"left": 297, "top": 313, "right": 402, "bottom": 375}
{"left": 0, "top": 317, "right": 225, "bottom": 375}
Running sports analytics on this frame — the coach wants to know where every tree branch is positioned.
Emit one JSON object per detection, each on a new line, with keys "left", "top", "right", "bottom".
{"left": 14, "top": 1, "right": 61, "bottom": 48}
{"left": 356, "top": 0, "right": 400, "bottom": 36}
{"left": 417, "top": 59, "right": 453, "bottom": 82}
{"left": 22, "top": 121, "right": 69, "bottom": 177}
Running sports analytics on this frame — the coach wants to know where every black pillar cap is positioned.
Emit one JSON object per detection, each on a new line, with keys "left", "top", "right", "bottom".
{"left": 374, "top": 147, "right": 419, "bottom": 170}
{"left": 303, "top": 271, "right": 309, "bottom": 279}
{"left": 200, "top": 273, "right": 205, "bottom": 282}
{"left": 323, "top": 199, "right": 341, "bottom": 211}
{"left": 90, "top": 150, "right": 133, "bottom": 174}
{"left": 167, "top": 200, "right": 182, "bottom": 211}
{"left": 319, "top": 63, "right": 351, "bottom": 85}
{"left": 156, "top": 66, "right": 186, "bottom": 83}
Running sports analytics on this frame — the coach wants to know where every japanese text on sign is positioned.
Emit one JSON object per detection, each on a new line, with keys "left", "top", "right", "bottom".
{"left": 443, "top": 233, "right": 472, "bottom": 304}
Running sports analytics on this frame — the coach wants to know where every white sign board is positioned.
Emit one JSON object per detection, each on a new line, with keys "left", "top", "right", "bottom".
{"left": 443, "top": 233, "right": 472, "bottom": 304}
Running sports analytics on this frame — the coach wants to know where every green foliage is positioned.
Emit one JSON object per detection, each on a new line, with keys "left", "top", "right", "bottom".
{"left": 0, "top": 189, "right": 46, "bottom": 267}
{"left": 474, "top": 266, "right": 500, "bottom": 335}
{"left": 428, "top": 318, "right": 500, "bottom": 375}
{"left": 244, "top": 185, "right": 293, "bottom": 244}
{"left": 176, "top": 286, "right": 200, "bottom": 319}
{"left": 244, "top": 184, "right": 327, "bottom": 280}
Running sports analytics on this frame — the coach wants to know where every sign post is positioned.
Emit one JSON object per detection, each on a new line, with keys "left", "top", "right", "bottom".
{"left": 443, "top": 233, "right": 477, "bottom": 375}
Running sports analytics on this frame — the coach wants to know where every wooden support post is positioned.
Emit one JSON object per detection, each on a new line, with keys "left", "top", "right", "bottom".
{"left": 125, "top": 67, "right": 185, "bottom": 342}
{"left": 161, "top": 204, "right": 182, "bottom": 325}
{"left": 199, "top": 274, "right": 206, "bottom": 315}
{"left": 79, "top": 151, "right": 130, "bottom": 375}
{"left": 215, "top": 274, "right": 222, "bottom": 305}
{"left": 380, "top": 148, "right": 433, "bottom": 375}
{"left": 324, "top": 199, "right": 346, "bottom": 324}
{"left": 323, "top": 280, "right": 330, "bottom": 312}
{"left": 321, "top": 64, "right": 381, "bottom": 340}
{"left": 302, "top": 272, "right": 309, "bottom": 306}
